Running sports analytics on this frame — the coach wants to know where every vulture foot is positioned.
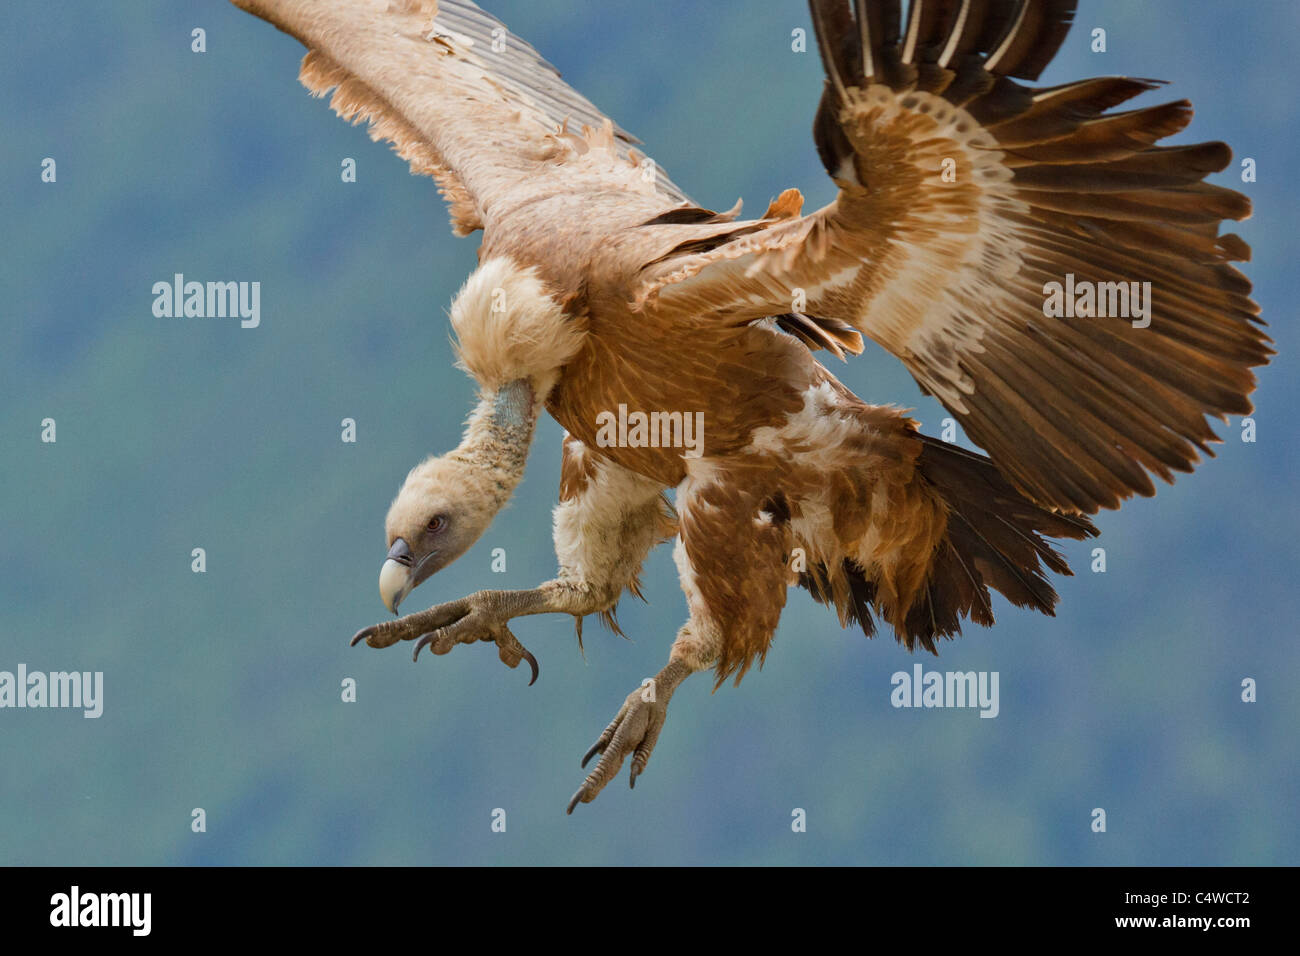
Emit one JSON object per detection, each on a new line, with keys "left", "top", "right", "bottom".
{"left": 566, "top": 660, "right": 690, "bottom": 813}
{"left": 349, "top": 591, "right": 539, "bottom": 685}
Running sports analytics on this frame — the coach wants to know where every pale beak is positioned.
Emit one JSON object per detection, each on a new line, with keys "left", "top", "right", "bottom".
{"left": 379, "top": 537, "right": 414, "bottom": 615}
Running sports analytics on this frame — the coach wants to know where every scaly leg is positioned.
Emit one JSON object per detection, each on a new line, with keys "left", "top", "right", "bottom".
{"left": 566, "top": 468, "right": 791, "bottom": 810}
{"left": 566, "top": 656, "right": 696, "bottom": 812}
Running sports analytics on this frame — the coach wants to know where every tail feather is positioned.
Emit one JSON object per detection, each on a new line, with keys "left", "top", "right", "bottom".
{"left": 798, "top": 433, "right": 1098, "bottom": 654}
{"left": 898, "top": 434, "right": 1097, "bottom": 651}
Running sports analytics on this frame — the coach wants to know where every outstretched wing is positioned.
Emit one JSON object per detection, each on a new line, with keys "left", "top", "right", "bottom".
{"left": 233, "top": 0, "right": 689, "bottom": 236}
{"left": 635, "top": 0, "right": 1270, "bottom": 514}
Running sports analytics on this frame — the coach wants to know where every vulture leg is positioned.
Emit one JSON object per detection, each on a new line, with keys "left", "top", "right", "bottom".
{"left": 566, "top": 658, "right": 694, "bottom": 813}
{"left": 567, "top": 466, "right": 790, "bottom": 810}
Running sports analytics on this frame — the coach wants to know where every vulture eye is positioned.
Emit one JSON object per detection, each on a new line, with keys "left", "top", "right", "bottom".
{"left": 426, "top": 515, "right": 446, "bottom": 534}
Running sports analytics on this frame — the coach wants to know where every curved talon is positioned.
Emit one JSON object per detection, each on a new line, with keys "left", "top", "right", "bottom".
{"left": 520, "top": 647, "right": 539, "bottom": 686}
{"left": 412, "top": 631, "right": 439, "bottom": 662}
{"left": 566, "top": 789, "right": 585, "bottom": 815}
{"left": 497, "top": 632, "right": 539, "bottom": 686}
{"left": 629, "top": 749, "right": 651, "bottom": 789}
{"left": 351, "top": 622, "right": 397, "bottom": 648}
{"left": 580, "top": 740, "right": 604, "bottom": 769}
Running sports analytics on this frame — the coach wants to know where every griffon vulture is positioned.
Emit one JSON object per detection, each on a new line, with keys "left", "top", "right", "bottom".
{"left": 232, "top": 0, "right": 1269, "bottom": 812}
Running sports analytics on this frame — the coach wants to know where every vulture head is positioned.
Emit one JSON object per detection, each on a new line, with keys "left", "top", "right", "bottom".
{"left": 378, "top": 454, "right": 503, "bottom": 614}
{"left": 374, "top": 257, "right": 587, "bottom": 614}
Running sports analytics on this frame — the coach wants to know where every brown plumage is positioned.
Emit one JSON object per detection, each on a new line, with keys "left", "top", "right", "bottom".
{"left": 235, "top": 0, "right": 1268, "bottom": 809}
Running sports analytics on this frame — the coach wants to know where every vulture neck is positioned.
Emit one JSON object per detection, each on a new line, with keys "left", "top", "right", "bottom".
{"left": 446, "top": 378, "right": 541, "bottom": 511}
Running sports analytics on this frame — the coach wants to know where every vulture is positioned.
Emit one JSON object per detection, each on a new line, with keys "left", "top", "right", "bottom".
{"left": 232, "top": 0, "right": 1269, "bottom": 812}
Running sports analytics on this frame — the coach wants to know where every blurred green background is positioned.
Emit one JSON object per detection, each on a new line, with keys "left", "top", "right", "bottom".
{"left": 1, "top": 0, "right": 1295, "bottom": 865}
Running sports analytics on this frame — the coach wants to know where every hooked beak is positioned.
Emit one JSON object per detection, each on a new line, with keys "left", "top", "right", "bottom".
{"left": 379, "top": 537, "right": 420, "bottom": 615}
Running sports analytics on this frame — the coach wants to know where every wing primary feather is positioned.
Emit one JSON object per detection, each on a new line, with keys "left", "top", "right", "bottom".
{"left": 853, "top": 0, "right": 904, "bottom": 82}
{"left": 855, "top": 0, "right": 877, "bottom": 81}
{"left": 937, "top": 0, "right": 979, "bottom": 67}
{"left": 985, "top": 0, "right": 1078, "bottom": 79}
{"left": 984, "top": 0, "right": 1032, "bottom": 74}
{"left": 901, "top": 0, "right": 927, "bottom": 61}
{"left": 904, "top": 0, "right": 963, "bottom": 63}
{"left": 810, "top": 0, "right": 856, "bottom": 101}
